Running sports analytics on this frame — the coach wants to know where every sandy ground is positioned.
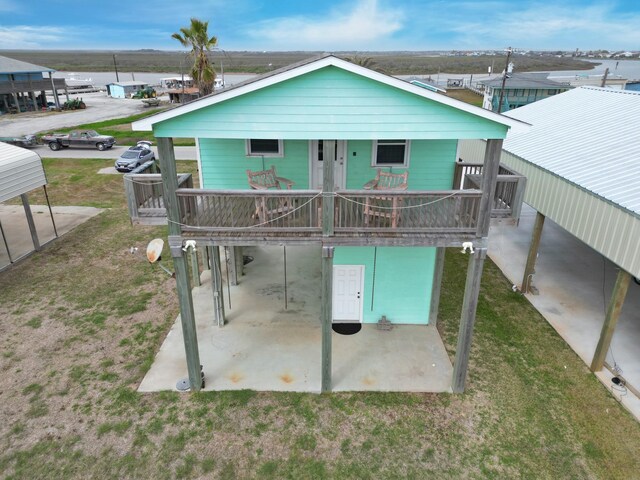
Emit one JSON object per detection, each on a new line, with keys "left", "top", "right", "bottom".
{"left": 0, "top": 92, "right": 155, "bottom": 137}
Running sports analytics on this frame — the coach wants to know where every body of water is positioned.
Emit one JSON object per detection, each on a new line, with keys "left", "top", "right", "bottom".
{"left": 54, "top": 59, "right": 640, "bottom": 90}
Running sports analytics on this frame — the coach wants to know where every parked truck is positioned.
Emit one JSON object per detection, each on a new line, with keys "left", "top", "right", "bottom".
{"left": 42, "top": 130, "right": 116, "bottom": 151}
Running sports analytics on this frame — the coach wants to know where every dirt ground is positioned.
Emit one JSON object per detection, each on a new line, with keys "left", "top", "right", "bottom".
{"left": 0, "top": 92, "right": 148, "bottom": 137}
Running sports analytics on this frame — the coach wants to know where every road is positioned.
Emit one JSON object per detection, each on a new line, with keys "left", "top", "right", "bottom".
{"left": 0, "top": 92, "right": 153, "bottom": 137}
{"left": 33, "top": 145, "right": 197, "bottom": 160}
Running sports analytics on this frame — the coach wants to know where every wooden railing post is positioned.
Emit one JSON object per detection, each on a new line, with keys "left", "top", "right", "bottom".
{"left": 477, "top": 139, "right": 503, "bottom": 237}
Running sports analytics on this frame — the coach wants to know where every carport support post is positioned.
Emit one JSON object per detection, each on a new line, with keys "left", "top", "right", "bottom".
{"left": 20, "top": 194, "right": 40, "bottom": 251}
{"left": 189, "top": 247, "right": 200, "bottom": 287}
{"left": 452, "top": 247, "right": 487, "bottom": 393}
{"left": 49, "top": 73, "right": 60, "bottom": 109}
{"left": 590, "top": 269, "right": 631, "bottom": 372}
{"left": 521, "top": 212, "right": 545, "bottom": 293}
{"left": 429, "top": 247, "right": 446, "bottom": 326}
{"left": 158, "top": 137, "right": 202, "bottom": 391}
{"left": 227, "top": 245, "right": 239, "bottom": 285}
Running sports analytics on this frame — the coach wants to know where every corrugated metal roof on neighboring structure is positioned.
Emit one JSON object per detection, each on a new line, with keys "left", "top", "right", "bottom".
{"left": 502, "top": 86, "right": 640, "bottom": 217}
{"left": 0, "top": 142, "right": 47, "bottom": 202}
{"left": 0, "top": 55, "right": 55, "bottom": 74}
{"left": 479, "top": 73, "right": 570, "bottom": 89}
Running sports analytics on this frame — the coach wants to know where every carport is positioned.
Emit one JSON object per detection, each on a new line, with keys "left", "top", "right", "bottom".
{"left": 460, "top": 87, "right": 640, "bottom": 419}
{"left": 0, "top": 141, "right": 56, "bottom": 270}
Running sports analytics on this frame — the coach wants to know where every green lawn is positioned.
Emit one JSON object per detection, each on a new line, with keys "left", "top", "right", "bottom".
{"left": 0, "top": 159, "right": 638, "bottom": 479}
{"left": 38, "top": 110, "right": 196, "bottom": 147}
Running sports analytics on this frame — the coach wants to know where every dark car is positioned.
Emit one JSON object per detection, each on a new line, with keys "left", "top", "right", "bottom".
{"left": 42, "top": 130, "right": 116, "bottom": 151}
{"left": 115, "top": 141, "right": 155, "bottom": 172}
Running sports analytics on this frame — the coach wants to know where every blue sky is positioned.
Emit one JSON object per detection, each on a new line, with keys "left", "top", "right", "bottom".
{"left": 0, "top": 0, "right": 638, "bottom": 51}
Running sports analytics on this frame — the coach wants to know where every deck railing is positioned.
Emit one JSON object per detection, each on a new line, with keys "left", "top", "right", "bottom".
{"left": 453, "top": 161, "right": 527, "bottom": 222}
{"left": 174, "top": 189, "right": 482, "bottom": 236}
{"left": 124, "top": 164, "right": 193, "bottom": 225}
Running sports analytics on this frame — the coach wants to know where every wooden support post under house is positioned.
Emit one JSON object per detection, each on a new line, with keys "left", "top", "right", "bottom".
{"left": 428, "top": 247, "right": 446, "bottom": 326}
{"left": 227, "top": 245, "right": 238, "bottom": 286}
{"left": 158, "top": 137, "right": 202, "bottom": 391}
{"left": 320, "top": 140, "right": 336, "bottom": 393}
{"left": 208, "top": 246, "right": 225, "bottom": 327}
{"left": 189, "top": 247, "right": 200, "bottom": 287}
{"left": 234, "top": 246, "right": 244, "bottom": 278}
{"left": 321, "top": 246, "right": 334, "bottom": 393}
{"left": 452, "top": 247, "right": 487, "bottom": 393}
{"left": 476, "top": 138, "right": 503, "bottom": 238}
{"left": 590, "top": 269, "right": 631, "bottom": 372}
{"left": 521, "top": 212, "right": 545, "bottom": 293}
{"left": 20, "top": 193, "right": 40, "bottom": 251}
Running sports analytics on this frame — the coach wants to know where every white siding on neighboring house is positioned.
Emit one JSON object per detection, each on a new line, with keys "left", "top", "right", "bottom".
{"left": 0, "top": 142, "right": 47, "bottom": 202}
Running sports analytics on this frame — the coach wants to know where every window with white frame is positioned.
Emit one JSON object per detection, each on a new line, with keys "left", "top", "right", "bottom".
{"left": 246, "top": 139, "right": 284, "bottom": 157}
{"left": 372, "top": 140, "right": 410, "bottom": 167}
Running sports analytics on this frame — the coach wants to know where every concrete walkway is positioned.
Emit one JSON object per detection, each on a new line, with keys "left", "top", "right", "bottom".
{"left": 139, "top": 245, "right": 453, "bottom": 393}
{"left": 0, "top": 204, "right": 102, "bottom": 270}
{"left": 489, "top": 205, "right": 640, "bottom": 420}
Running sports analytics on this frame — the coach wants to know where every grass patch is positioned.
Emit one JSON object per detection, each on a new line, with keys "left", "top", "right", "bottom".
{"left": 0, "top": 156, "right": 638, "bottom": 479}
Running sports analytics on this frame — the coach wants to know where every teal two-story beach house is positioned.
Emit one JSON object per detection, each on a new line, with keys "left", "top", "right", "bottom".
{"left": 132, "top": 54, "right": 527, "bottom": 393}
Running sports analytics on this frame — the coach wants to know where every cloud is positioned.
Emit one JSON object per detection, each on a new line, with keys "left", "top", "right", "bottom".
{"left": 0, "top": 26, "right": 68, "bottom": 49}
{"left": 430, "top": 1, "right": 640, "bottom": 50}
{"left": 243, "top": 0, "right": 404, "bottom": 51}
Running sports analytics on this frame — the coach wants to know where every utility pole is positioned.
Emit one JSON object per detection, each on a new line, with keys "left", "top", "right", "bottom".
{"left": 496, "top": 46, "right": 512, "bottom": 113}
{"left": 600, "top": 68, "right": 609, "bottom": 88}
{"left": 113, "top": 54, "right": 120, "bottom": 83}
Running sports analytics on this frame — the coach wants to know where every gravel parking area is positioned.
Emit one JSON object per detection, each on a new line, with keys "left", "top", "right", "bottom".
{"left": 0, "top": 92, "right": 156, "bottom": 137}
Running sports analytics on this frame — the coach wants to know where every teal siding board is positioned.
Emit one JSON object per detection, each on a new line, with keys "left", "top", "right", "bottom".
{"left": 199, "top": 139, "right": 310, "bottom": 189}
{"left": 154, "top": 67, "right": 508, "bottom": 140}
{"left": 345, "top": 139, "right": 456, "bottom": 190}
{"left": 333, "top": 246, "right": 435, "bottom": 325}
{"left": 199, "top": 139, "right": 457, "bottom": 191}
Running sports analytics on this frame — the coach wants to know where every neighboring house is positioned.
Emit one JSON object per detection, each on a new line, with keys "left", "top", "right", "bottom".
{"left": 106, "top": 81, "right": 149, "bottom": 98}
{"left": 131, "top": 54, "right": 527, "bottom": 393}
{"left": 479, "top": 73, "right": 571, "bottom": 112}
{"left": 0, "top": 55, "right": 67, "bottom": 113}
{"left": 460, "top": 87, "right": 640, "bottom": 400}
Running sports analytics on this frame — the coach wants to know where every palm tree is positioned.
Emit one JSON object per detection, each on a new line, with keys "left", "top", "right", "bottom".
{"left": 348, "top": 55, "right": 386, "bottom": 74}
{"left": 172, "top": 18, "right": 218, "bottom": 96}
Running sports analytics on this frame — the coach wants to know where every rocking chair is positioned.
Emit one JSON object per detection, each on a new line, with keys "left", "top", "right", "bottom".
{"left": 362, "top": 169, "right": 409, "bottom": 228}
{"left": 246, "top": 166, "right": 296, "bottom": 224}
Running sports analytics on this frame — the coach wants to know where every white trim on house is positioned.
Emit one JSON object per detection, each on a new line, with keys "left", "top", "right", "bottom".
{"left": 245, "top": 139, "right": 284, "bottom": 157}
{"left": 195, "top": 138, "right": 203, "bottom": 188}
{"left": 132, "top": 55, "right": 530, "bottom": 134}
{"left": 371, "top": 140, "right": 411, "bottom": 168}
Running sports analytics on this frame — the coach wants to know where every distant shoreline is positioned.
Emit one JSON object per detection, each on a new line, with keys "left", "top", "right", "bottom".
{"left": 0, "top": 50, "right": 598, "bottom": 76}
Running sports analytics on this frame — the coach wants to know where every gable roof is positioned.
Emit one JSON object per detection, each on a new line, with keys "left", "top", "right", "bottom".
{"left": 133, "top": 54, "right": 528, "bottom": 133}
{"left": 502, "top": 86, "right": 640, "bottom": 216}
{"left": 0, "top": 55, "right": 55, "bottom": 74}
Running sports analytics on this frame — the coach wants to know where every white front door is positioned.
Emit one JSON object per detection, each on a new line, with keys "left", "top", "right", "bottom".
{"left": 310, "top": 140, "right": 347, "bottom": 189}
{"left": 332, "top": 265, "right": 364, "bottom": 323}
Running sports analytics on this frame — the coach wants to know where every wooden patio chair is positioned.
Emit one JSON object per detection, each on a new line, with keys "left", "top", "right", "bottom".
{"left": 363, "top": 169, "right": 409, "bottom": 228}
{"left": 246, "top": 166, "right": 296, "bottom": 224}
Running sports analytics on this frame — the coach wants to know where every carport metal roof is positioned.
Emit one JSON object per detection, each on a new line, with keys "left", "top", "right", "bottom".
{"left": 461, "top": 87, "right": 640, "bottom": 278}
{"left": 0, "top": 142, "right": 47, "bottom": 202}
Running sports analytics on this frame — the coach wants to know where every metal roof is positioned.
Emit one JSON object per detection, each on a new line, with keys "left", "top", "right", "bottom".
{"left": 0, "top": 142, "right": 47, "bottom": 202}
{"left": 0, "top": 55, "right": 55, "bottom": 74}
{"left": 502, "top": 86, "right": 640, "bottom": 217}
{"left": 480, "top": 73, "right": 570, "bottom": 89}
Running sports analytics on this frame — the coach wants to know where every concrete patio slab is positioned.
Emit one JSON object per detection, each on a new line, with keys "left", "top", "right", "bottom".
{"left": 139, "top": 245, "right": 453, "bottom": 393}
{"left": 0, "top": 204, "right": 102, "bottom": 270}
{"left": 489, "top": 205, "right": 640, "bottom": 420}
